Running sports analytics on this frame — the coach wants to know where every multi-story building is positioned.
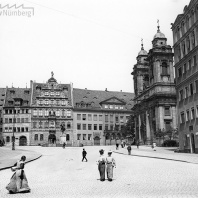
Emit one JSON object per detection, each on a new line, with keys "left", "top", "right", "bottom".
{"left": 30, "top": 73, "right": 74, "bottom": 146}
{"left": 172, "top": 0, "right": 198, "bottom": 153}
{"left": 73, "top": 88, "right": 134, "bottom": 146}
{"left": 3, "top": 87, "right": 32, "bottom": 146}
{"left": 0, "top": 88, "right": 6, "bottom": 145}
{"left": 132, "top": 24, "right": 177, "bottom": 145}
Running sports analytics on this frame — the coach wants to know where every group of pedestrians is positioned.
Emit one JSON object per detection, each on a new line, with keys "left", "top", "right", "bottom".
{"left": 97, "top": 149, "right": 116, "bottom": 182}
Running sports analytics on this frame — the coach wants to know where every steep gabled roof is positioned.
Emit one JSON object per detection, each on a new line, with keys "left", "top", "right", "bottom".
{"left": 73, "top": 88, "right": 134, "bottom": 110}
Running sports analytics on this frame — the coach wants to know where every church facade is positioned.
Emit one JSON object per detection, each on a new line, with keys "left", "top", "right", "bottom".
{"left": 132, "top": 24, "right": 177, "bottom": 145}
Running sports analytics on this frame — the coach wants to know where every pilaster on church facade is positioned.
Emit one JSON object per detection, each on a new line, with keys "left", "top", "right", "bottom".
{"left": 132, "top": 24, "right": 177, "bottom": 145}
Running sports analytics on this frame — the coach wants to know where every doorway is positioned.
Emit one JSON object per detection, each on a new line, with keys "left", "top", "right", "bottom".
{"left": 19, "top": 136, "right": 27, "bottom": 146}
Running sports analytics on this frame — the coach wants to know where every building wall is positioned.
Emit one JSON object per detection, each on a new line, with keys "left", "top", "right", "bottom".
{"left": 172, "top": 0, "right": 198, "bottom": 153}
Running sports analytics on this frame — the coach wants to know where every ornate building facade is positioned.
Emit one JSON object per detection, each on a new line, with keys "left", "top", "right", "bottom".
{"left": 30, "top": 73, "right": 74, "bottom": 146}
{"left": 132, "top": 24, "right": 177, "bottom": 145}
{"left": 172, "top": 0, "right": 198, "bottom": 153}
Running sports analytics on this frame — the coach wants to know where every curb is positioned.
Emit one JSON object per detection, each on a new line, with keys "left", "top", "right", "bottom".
{"left": 0, "top": 155, "right": 42, "bottom": 171}
{"left": 113, "top": 151, "right": 198, "bottom": 165}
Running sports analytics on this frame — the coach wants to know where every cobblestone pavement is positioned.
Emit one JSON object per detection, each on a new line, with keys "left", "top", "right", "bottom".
{"left": 0, "top": 146, "right": 198, "bottom": 198}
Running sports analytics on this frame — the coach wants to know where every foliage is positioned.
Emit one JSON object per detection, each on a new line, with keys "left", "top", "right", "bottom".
{"left": 121, "top": 115, "right": 135, "bottom": 140}
{"left": 162, "top": 140, "right": 178, "bottom": 147}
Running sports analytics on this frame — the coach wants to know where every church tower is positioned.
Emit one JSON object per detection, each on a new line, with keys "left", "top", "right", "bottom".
{"left": 132, "top": 22, "right": 177, "bottom": 145}
{"left": 132, "top": 40, "right": 149, "bottom": 97}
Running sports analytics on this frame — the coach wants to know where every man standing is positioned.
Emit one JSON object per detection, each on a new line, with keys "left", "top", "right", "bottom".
{"left": 127, "top": 144, "right": 132, "bottom": 155}
{"left": 82, "top": 148, "right": 88, "bottom": 162}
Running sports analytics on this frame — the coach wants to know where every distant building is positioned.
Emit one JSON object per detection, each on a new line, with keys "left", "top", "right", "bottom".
{"left": 3, "top": 87, "right": 32, "bottom": 146}
{"left": 132, "top": 24, "right": 177, "bottom": 145}
{"left": 30, "top": 72, "right": 73, "bottom": 146}
{"left": 73, "top": 88, "right": 134, "bottom": 146}
{"left": 172, "top": 0, "right": 198, "bottom": 153}
{"left": 0, "top": 88, "right": 6, "bottom": 145}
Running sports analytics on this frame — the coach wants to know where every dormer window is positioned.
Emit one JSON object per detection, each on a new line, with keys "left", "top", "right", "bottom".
{"left": 104, "top": 105, "right": 108, "bottom": 109}
{"left": 10, "top": 90, "right": 15, "bottom": 94}
{"left": 24, "top": 90, "right": 29, "bottom": 94}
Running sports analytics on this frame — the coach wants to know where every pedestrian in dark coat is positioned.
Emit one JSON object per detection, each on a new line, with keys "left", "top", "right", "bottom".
{"left": 82, "top": 149, "right": 88, "bottom": 162}
{"left": 127, "top": 144, "right": 132, "bottom": 155}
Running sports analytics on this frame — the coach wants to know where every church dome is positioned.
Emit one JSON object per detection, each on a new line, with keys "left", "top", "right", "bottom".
{"left": 153, "top": 31, "right": 165, "bottom": 39}
{"left": 138, "top": 49, "right": 148, "bottom": 56}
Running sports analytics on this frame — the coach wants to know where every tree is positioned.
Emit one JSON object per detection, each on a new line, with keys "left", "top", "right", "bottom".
{"left": 165, "top": 127, "right": 178, "bottom": 140}
{"left": 121, "top": 115, "right": 135, "bottom": 142}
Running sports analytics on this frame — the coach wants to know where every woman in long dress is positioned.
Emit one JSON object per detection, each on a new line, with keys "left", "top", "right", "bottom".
{"left": 6, "top": 155, "right": 31, "bottom": 194}
{"left": 97, "top": 149, "right": 106, "bottom": 181}
{"left": 106, "top": 150, "right": 116, "bottom": 181}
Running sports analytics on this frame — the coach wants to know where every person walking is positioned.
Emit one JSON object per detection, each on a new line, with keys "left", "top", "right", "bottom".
{"left": 106, "top": 150, "right": 116, "bottom": 182}
{"left": 6, "top": 156, "right": 30, "bottom": 194}
{"left": 127, "top": 144, "right": 132, "bottom": 155}
{"left": 116, "top": 143, "right": 119, "bottom": 150}
{"left": 62, "top": 142, "right": 66, "bottom": 149}
{"left": 82, "top": 148, "right": 88, "bottom": 162}
{"left": 136, "top": 140, "right": 139, "bottom": 149}
{"left": 97, "top": 149, "right": 106, "bottom": 181}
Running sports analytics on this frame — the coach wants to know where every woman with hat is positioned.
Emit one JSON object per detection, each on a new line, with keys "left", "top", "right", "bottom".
{"left": 97, "top": 149, "right": 106, "bottom": 181}
{"left": 106, "top": 150, "right": 116, "bottom": 181}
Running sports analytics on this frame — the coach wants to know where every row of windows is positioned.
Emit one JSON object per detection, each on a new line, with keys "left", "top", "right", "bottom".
{"left": 180, "top": 107, "right": 198, "bottom": 123}
{"left": 4, "top": 117, "right": 29, "bottom": 123}
{"left": 33, "top": 109, "right": 71, "bottom": 117}
{"left": 32, "top": 121, "right": 72, "bottom": 129}
{"left": 77, "top": 134, "right": 92, "bottom": 141}
{"left": 77, "top": 114, "right": 103, "bottom": 121}
{"left": 178, "top": 55, "right": 197, "bottom": 77}
{"left": 4, "top": 127, "right": 29, "bottom": 132}
{"left": 4, "top": 109, "right": 29, "bottom": 114}
{"left": 77, "top": 123, "right": 103, "bottom": 131}
{"left": 104, "top": 104, "right": 124, "bottom": 110}
{"left": 179, "top": 80, "right": 198, "bottom": 101}
{"left": 34, "top": 134, "right": 44, "bottom": 141}
{"left": 175, "top": 7, "right": 198, "bottom": 42}
{"left": 175, "top": 28, "right": 197, "bottom": 63}
{"left": 37, "top": 99, "right": 68, "bottom": 106}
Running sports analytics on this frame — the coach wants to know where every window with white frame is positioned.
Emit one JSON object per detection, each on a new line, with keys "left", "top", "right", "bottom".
{"left": 82, "top": 114, "right": 86, "bottom": 120}
{"left": 77, "top": 114, "right": 81, "bottom": 120}
{"left": 93, "top": 114, "right": 97, "bottom": 121}
{"left": 77, "top": 134, "right": 81, "bottom": 140}
{"left": 99, "top": 115, "right": 102, "bottom": 121}
{"left": 39, "top": 110, "right": 43, "bottom": 116}
{"left": 88, "top": 134, "right": 92, "bottom": 140}
{"left": 67, "top": 110, "right": 71, "bottom": 118}
{"left": 33, "top": 109, "right": 37, "bottom": 116}
{"left": 45, "top": 92, "right": 49, "bottom": 96}
{"left": 45, "top": 110, "right": 49, "bottom": 116}
{"left": 109, "top": 105, "right": 114, "bottom": 109}
{"left": 180, "top": 112, "right": 185, "bottom": 123}
{"left": 185, "top": 86, "right": 189, "bottom": 98}
{"left": 88, "top": 114, "right": 92, "bottom": 121}
{"left": 56, "top": 110, "right": 60, "bottom": 117}
{"left": 120, "top": 105, "right": 124, "bottom": 109}
{"left": 115, "top": 105, "right": 119, "bottom": 109}
{"left": 104, "top": 105, "right": 108, "bottom": 109}
{"left": 51, "top": 92, "right": 54, "bottom": 96}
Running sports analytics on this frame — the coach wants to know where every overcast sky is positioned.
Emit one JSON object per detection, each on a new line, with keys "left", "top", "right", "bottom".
{"left": 0, "top": 0, "right": 190, "bottom": 92}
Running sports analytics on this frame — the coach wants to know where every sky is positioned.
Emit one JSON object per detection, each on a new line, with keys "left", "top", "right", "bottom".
{"left": 0, "top": 0, "right": 190, "bottom": 93}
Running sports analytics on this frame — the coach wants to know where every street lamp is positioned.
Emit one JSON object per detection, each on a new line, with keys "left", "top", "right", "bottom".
{"left": 12, "top": 108, "right": 19, "bottom": 150}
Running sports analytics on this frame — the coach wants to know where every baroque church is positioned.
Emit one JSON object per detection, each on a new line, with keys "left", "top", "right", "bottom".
{"left": 132, "top": 23, "right": 177, "bottom": 145}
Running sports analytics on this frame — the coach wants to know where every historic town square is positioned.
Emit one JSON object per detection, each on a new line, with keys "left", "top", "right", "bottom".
{"left": 0, "top": 0, "right": 198, "bottom": 197}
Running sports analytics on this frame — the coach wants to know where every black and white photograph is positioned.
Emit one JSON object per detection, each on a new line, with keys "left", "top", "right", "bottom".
{"left": 0, "top": 0, "right": 198, "bottom": 197}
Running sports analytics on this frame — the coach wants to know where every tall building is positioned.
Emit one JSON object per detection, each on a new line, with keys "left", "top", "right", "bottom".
{"left": 132, "top": 24, "right": 177, "bottom": 145}
{"left": 3, "top": 87, "right": 32, "bottom": 146}
{"left": 0, "top": 88, "right": 6, "bottom": 145}
{"left": 30, "top": 73, "right": 74, "bottom": 146}
{"left": 172, "top": 0, "right": 198, "bottom": 153}
{"left": 73, "top": 88, "right": 134, "bottom": 146}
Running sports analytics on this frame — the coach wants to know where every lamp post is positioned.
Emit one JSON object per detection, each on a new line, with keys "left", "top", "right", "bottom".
{"left": 12, "top": 108, "right": 19, "bottom": 150}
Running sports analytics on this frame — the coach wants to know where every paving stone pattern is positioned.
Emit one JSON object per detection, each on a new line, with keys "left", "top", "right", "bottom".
{"left": 0, "top": 146, "right": 198, "bottom": 198}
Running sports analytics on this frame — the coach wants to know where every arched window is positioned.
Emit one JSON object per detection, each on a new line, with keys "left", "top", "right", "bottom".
{"left": 162, "top": 62, "right": 168, "bottom": 75}
{"left": 191, "top": 10, "right": 194, "bottom": 24}
{"left": 6, "top": 136, "right": 10, "bottom": 142}
{"left": 181, "top": 21, "right": 185, "bottom": 35}
{"left": 177, "top": 26, "right": 180, "bottom": 40}
{"left": 34, "top": 134, "right": 38, "bottom": 141}
{"left": 186, "top": 16, "right": 190, "bottom": 30}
